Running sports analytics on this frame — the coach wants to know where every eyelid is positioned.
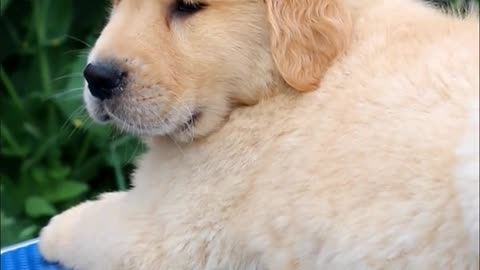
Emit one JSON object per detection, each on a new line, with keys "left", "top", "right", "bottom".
{"left": 171, "top": 0, "right": 208, "bottom": 17}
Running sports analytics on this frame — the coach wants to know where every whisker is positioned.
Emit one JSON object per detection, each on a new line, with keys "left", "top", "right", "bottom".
{"left": 62, "top": 49, "right": 90, "bottom": 56}
{"left": 169, "top": 92, "right": 196, "bottom": 143}
{"left": 84, "top": 120, "right": 95, "bottom": 132}
{"left": 66, "top": 35, "right": 92, "bottom": 48}
{"left": 62, "top": 94, "right": 84, "bottom": 101}
{"left": 46, "top": 88, "right": 84, "bottom": 100}
{"left": 141, "top": 103, "right": 187, "bottom": 155}
{"left": 52, "top": 73, "right": 83, "bottom": 82}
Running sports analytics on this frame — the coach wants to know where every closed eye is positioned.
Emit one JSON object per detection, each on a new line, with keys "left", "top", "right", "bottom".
{"left": 172, "top": 0, "right": 207, "bottom": 17}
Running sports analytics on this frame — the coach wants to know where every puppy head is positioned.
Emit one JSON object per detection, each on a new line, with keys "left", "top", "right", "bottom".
{"left": 84, "top": 0, "right": 351, "bottom": 142}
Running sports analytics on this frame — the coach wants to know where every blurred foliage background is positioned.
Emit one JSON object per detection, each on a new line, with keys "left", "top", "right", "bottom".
{"left": 0, "top": 0, "right": 478, "bottom": 248}
{"left": 0, "top": 0, "right": 143, "bottom": 247}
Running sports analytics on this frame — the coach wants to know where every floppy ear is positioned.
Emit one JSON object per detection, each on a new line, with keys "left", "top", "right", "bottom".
{"left": 266, "top": 0, "right": 352, "bottom": 92}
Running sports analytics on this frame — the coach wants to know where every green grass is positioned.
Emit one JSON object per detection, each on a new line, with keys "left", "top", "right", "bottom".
{"left": 0, "top": 0, "right": 477, "bottom": 248}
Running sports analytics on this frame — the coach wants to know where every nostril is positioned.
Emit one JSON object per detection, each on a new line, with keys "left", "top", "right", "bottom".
{"left": 84, "top": 63, "right": 125, "bottom": 100}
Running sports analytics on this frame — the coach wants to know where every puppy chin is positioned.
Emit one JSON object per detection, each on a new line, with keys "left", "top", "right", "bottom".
{"left": 84, "top": 90, "right": 111, "bottom": 124}
{"left": 172, "top": 107, "right": 229, "bottom": 143}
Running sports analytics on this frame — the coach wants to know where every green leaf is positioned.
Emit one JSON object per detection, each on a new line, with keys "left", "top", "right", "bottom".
{"left": 25, "top": 196, "right": 57, "bottom": 218}
{"left": 48, "top": 166, "right": 71, "bottom": 181}
{"left": 18, "top": 225, "right": 39, "bottom": 241}
{"left": 1, "top": 211, "right": 15, "bottom": 228}
{"left": 31, "top": 167, "right": 48, "bottom": 184}
{"left": 23, "top": 123, "right": 43, "bottom": 140}
{"left": 44, "top": 181, "right": 89, "bottom": 203}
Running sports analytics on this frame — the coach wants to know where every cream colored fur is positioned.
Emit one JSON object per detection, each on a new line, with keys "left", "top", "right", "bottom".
{"left": 40, "top": 0, "right": 479, "bottom": 269}
{"left": 455, "top": 102, "right": 480, "bottom": 255}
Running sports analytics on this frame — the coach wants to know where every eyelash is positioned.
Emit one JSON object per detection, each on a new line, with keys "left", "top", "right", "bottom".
{"left": 173, "top": 0, "right": 207, "bottom": 16}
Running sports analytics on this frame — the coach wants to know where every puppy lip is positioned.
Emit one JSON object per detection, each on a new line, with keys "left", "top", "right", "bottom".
{"left": 175, "top": 110, "right": 202, "bottom": 134}
{"left": 97, "top": 113, "right": 112, "bottom": 123}
{"left": 91, "top": 99, "right": 202, "bottom": 137}
{"left": 91, "top": 102, "right": 113, "bottom": 124}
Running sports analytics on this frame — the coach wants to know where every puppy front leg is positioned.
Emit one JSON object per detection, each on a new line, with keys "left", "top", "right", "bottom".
{"left": 39, "top": 192, "right": 133, "bottom": 270}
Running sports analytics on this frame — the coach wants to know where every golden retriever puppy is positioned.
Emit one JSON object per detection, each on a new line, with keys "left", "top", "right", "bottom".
{"left": 39, "top": 0, "right": 479, "bottom": 269}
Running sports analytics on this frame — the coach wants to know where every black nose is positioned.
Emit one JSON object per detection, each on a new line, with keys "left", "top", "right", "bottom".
{"left": 84, "top": 63, "right": 125, "bottom": 100}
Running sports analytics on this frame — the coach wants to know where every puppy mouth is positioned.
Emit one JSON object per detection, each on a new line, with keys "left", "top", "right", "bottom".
{"left": 97, "top": 113, "right": 112, "bottom": 123}
{"left": 174, "top": 111, "right": 202, "bottom": 134}
{"left": 100, "top": 102, "right": 202, "bottom": 137}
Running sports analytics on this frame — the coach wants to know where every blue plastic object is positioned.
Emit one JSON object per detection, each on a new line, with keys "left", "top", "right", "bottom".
{"left": 1, "top": 239, "right": 65, "bottom": 270}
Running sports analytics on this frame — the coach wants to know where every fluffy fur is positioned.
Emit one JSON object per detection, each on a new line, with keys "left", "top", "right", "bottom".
{"left": 455, "top": 101, "right": 480, "bottom": 255}
{"left": 40, "top": 0, "right": 479, "bottom": 269}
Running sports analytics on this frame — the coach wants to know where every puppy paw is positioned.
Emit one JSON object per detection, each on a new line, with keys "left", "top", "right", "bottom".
{"left": 38, "top": 215, "right": 61, "bottom": 262}
{"left": 39, "top": 201, "right": 92, "bottom": 265}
